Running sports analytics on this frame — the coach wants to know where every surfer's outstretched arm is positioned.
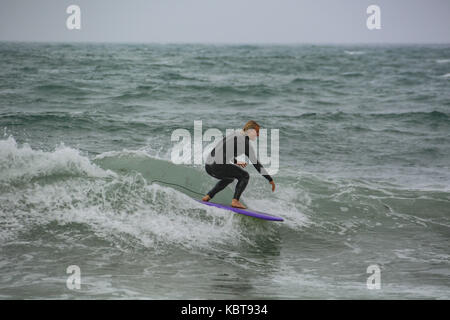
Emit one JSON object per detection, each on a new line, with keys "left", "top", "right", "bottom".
{"left": 243, "top": 136, "right": 276, "bottom": 192}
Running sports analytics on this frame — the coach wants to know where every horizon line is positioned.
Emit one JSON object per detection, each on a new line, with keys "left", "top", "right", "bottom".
{"left": 1, "top": 39, "right": 450, "bottom": 46}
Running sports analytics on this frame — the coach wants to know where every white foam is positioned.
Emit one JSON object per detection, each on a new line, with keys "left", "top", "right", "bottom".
{"left": 344, "top": 50, "right": 365, "bottom": 55}
{"left": 94, "top": 134, "right": 173, "bottom": 162}
{"left": 94, "top": 149, "right": 153, "bottom": 160}
{"left": 0, "top": 136, "right": 115, "bottom": 184}
{"left": 0, "top": 170, "right": 257, "bottom": 251}
{"left": 242, "top": 182, "right": 310, "bottom": 230}
{"left": 94, "top": 143, "right": 173, "bottom": 163}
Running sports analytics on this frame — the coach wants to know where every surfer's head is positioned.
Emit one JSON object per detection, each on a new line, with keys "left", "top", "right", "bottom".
{"left": 243, "top": 120, "right": 260, "bottom": 141}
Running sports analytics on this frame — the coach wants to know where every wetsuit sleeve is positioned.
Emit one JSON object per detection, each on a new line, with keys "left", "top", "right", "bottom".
{"left": 244, "top": 136, "right": 273, "bottom": 182}
{"left": 233, "top": 136, "right": 238, "bottom": 164}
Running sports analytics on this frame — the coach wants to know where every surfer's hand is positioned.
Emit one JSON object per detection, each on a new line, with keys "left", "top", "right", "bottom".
{"left": 270, "top": 180, "right": 275, "bottom": 192}
{"left": 236, "top": 161, "right": 247, "bottom": 168}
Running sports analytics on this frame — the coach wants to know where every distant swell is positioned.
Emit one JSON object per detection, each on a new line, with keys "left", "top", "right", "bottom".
{"left": 291, "top": 110, "right": 449, "bottom": 122}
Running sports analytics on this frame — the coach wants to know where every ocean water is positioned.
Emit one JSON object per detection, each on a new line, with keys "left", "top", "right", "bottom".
{"left": 0, "top": 42, "right": 449, "bottom": 299}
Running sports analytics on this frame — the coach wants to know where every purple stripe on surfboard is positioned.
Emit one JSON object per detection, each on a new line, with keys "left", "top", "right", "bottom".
{"left": 196, "top": 200, "right": 284, "bottom": 221}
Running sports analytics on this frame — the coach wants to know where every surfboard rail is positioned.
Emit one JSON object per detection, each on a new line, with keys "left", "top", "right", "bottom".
{"left": 195, "top": 200, "right": 284, "bottom": 222}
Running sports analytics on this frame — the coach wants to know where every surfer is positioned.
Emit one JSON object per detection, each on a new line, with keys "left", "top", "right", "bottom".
{"left": 202, "top": 120, "right": 275, "bottom": 209}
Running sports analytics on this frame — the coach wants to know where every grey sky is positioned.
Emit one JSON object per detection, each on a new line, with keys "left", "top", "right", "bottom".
{"left": 0, "top": 0, "right": 449, "bottom": 43}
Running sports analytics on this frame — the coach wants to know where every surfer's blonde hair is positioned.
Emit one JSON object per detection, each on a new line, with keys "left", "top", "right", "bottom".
{"left": 243, "top": 120, "right": 260, "bottom": 132}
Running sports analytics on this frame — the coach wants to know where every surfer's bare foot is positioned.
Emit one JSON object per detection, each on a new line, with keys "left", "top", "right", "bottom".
{"left": 231, "top": 199, "right": 247, "bottom": 209}
{"left": 202, "top": 195, "right": 211, "bottom": 202}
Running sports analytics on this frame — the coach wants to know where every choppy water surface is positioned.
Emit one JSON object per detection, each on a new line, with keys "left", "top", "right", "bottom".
{"left": 0, "top": 43, "right": 449, "bottom": 299}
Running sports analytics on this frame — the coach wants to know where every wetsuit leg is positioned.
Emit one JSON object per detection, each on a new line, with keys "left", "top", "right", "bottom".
{"left": 205, "top": 163, "right": 250, "bottom": 200}
{"left": 207, "top": 177, "right": 234, "bottom": 199}
{"left": 232, "top": 168, "right": 249, "bottom": 200}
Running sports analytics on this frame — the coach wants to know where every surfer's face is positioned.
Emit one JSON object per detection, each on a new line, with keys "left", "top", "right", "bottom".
{"left": 247, "top": 128, "right": 259, "bottom": 141}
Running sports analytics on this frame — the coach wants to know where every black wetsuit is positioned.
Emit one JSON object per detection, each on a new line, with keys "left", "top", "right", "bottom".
{"left": 205, "top": 131, "right": 272, "bottom": 200}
